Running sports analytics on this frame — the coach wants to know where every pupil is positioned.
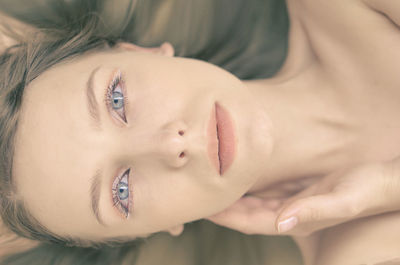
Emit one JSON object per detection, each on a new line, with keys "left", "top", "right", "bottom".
{"left": 117, "top": 183, "right": 129, "bottom": 200}
{"left": 112, "top": 91, "right": 124, "bottom": 109}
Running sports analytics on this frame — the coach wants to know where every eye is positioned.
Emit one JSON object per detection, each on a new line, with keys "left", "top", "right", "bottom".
{"left": 112, "top": 169, "right": 132, "bottom": 218}
{"left": 106, "top": 70, "right": 128, "bottom": 123}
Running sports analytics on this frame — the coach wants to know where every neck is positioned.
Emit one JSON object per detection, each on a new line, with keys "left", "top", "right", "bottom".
{"left": 243, "top": 67, "right": 361, "bottom": 193}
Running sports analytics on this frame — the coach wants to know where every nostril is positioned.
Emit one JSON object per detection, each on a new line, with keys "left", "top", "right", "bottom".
{"left": 178, "top": 130, "right": 184, "bottom": 136}
{"left": 179, "top": 152, "right": 185, "bottom": 158}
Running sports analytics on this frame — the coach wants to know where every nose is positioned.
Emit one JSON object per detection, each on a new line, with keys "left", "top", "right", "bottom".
{"left": 157, "top": 121, "right": 188, "bottom": 168}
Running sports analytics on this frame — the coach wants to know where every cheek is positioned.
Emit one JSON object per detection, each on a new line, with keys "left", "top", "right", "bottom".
{"left": 127, "top": 80, "right": 186, "bottom": 126}
{"left": 131, "top": 172, "right": 227, "bottom": 231}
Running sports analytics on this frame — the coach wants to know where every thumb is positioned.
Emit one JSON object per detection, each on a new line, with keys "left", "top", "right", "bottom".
{"left": 276, "top": 192, "right": 360, "bottom": 235}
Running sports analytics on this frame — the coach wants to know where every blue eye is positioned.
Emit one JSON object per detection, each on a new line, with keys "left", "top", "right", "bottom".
{"left": 112, "top": 91, "right": 124, "bottom": 110}
{"left": 117, "top": 181, "right": 129, "bottom": 200}
{"left": 106, "top": 70, "right": 127, "bottom": 122}
{"left": 112, "top": 169, "right": 131, "bottom": 218}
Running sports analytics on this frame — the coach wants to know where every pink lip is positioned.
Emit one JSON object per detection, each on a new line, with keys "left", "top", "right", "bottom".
{"left": 207, "top": 102, "right": 236, "bottom": 175}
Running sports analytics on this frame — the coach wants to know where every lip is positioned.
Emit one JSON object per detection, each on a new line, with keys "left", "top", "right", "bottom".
{"left": 207, "top": 102, "right": 236, "bottom": 175}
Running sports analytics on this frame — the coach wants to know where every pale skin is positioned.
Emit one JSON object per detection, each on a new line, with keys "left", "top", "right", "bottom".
{"left": 13, "top": 43, "right": 276, "bottom": 240}
{"left": 4, "top": 0, "right": 400, "bottom": 264}
{"left": 208, "top": 0, "right": 400, "bottom": 263}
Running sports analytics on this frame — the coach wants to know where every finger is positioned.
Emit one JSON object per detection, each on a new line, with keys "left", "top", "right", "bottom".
{"left": 207, "top": 207, "right": 279, "bottom": 235}
{"left": 274, "top": 183, "right": 321, "bottom": 216}
{"left": 210, "top": 196, "right": 282, "bottom": 215}
{"left": 376, "top": 158, "right": 400, "bottom": 211}
{"left": 276, "top": 192, "right": 361, "bottom": 234}
{"left": 206, "top": 196, "right": 280, "bottom": 235}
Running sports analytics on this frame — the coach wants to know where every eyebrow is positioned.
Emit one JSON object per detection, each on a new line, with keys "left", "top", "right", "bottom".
{"left": 86, "top": 67, "right": 102, "bottom": 131}
{"left": 86, "top": 67, "right": 107, "bottom": 226}
{"left": 90, "top": 169, "right": 107, "bottom": 226}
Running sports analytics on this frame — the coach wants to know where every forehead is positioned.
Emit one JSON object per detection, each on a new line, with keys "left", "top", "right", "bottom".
{"left": 11, "top": 51, "right": 109, "bottom": 236}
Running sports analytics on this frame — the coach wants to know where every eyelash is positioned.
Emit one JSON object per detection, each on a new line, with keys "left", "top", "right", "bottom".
{"left": 112, "top": 169, "right": 132, "bottom": 218}
{"left": 105, "top": 70, "right": 129, "bottom": 123}
{"left": 107, "top": 70, "right": 132, "bottom": 218}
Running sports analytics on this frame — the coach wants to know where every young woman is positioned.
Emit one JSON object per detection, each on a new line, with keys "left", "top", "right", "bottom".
{"left": 1, "top": 1, "right": 298, "bottom": 264}
{"left": 1, "top": 0, "right": 400, "bottom": 264}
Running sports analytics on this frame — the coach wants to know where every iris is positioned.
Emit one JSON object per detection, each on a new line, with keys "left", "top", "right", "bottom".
{"left": 117, "top": 182, "right": 129, "bottom": 200}
{"left": 112, "top": 91, "right": 124, "bottom": 109}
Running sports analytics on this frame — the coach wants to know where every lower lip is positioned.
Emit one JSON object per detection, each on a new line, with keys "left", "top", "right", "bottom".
{"left": 207, "top": 102, "right": 236, "bottom": 176}
{"left": 215, "top": 102, "right": 236, "bottom": 175}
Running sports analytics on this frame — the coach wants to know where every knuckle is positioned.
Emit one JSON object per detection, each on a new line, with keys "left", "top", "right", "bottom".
{"left": 343, "top": 201, "right": 362, "bottom": 217}
{"left": 380, "top": 161, "right": 400, "bottom": 199}
{"left": 303, "top": 207, "right": 323, "bottom": 222}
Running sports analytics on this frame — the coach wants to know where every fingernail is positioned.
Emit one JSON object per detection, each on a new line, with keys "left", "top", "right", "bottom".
{"left": 277, "top": 216, "right": 298, "bottom": 233}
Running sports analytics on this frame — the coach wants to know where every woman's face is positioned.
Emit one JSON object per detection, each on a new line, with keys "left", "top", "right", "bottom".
{"left": 12, "top": 44, "right": 274, "bottom": 241}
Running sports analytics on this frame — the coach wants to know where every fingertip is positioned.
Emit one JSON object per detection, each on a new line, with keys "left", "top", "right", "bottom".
{"left": 275, "top": 207, "right": 301, "bottom": 233}
{"left": 279, "top": 207, "right": 301, "bottom": 221}
{"left": 277, "top": 216, "right": 298, "bottom": 233}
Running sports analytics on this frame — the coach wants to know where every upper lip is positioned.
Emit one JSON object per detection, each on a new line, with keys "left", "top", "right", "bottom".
{"left": 207, "top": 103, "right": 220, "bottom": 175}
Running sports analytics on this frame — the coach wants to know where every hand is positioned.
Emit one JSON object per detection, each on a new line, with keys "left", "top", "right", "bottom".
{"left": 204, "top": 178, "right": 313, "bottom": 235}
{"left": 276, "top": 158, "right": 400, "bottom": 236}
{"left": 206, "top": 157, "right": 400, "bottom": 237}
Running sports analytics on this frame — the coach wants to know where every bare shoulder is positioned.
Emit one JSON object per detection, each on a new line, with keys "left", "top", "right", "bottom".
{"left": 362, "top": 0, "right": 400, "bottom": 27}
{"left": 314, "top": 212, "right": 400, "bottom": 265}
{"left": 295, "top": 0, "right": 400, "bottom": 25}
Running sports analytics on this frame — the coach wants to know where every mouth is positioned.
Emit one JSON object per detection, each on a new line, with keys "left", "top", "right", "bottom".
{"left": 207, "top": 102, "right": 236, "bottom": 176}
